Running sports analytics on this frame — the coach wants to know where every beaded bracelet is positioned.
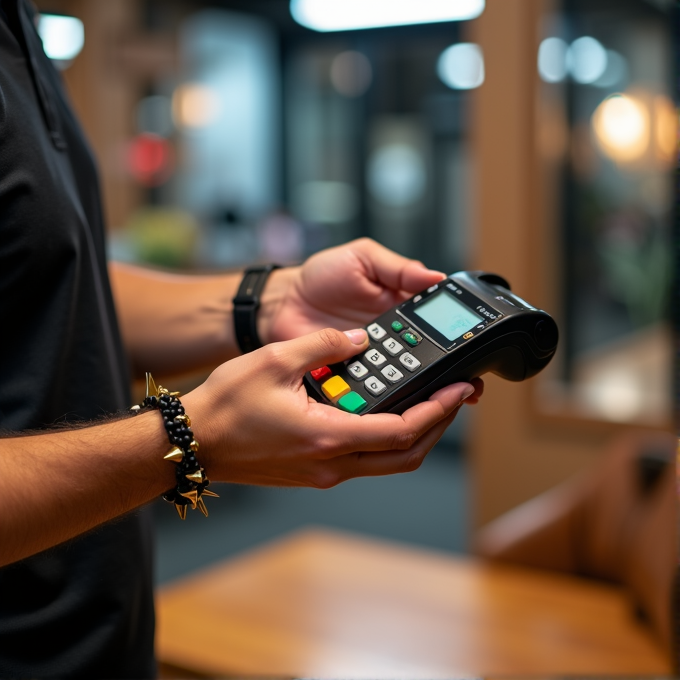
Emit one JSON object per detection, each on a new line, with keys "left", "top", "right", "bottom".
{"left": 131, "top": 373, "right": 218, "bottom": 520}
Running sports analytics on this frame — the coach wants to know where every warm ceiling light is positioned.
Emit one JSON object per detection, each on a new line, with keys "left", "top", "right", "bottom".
{"left": 654, "top": 95, "right": 678, "bottom": 165}
{"left": 290, "top": 0, "right": 485, "bottom": 32}
{"left": 172, "top": 84, "right": 220, "bottom": 129}
{"left": 592, "top": 93, "right": 649, "bottom": 163}
{"left": 37, "top": 13, "right": 84, "bottom": 63}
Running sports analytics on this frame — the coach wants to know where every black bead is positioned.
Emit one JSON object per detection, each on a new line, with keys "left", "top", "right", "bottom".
{"left": 184, "top": 429, "right": 193, "bottom": 439}
{"left": 149, "top": 395, "right": 158, "bottom": 406}
{"left": 177, "top": 406, "right": 185, "bottom": 415}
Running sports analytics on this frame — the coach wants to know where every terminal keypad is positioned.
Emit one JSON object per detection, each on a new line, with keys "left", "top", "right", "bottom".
{"left": 308, "top": 314, "right": 429, "bottom": 413}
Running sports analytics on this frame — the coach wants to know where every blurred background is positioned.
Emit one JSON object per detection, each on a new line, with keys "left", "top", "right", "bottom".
{"left": 34, "top": 0, "right": 675, "bottom": 589}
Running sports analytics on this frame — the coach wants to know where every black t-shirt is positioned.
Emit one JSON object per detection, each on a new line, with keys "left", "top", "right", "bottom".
{"left": 0, "top": 0, "right": 155, "bottom": 676}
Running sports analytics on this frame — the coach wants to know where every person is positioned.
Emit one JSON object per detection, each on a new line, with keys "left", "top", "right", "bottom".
{"left": 0, "top": 0, "right": 482, "bottom": 676}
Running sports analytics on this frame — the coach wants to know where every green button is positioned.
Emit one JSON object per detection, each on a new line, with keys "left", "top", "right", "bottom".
{"left": 403, "top": 332, "right": 419, "bottom": 346}
{"left": 338, "top": 391, "right": 367, "bottom": 413}
{"left": 391, "top": 320, "right": 404, "bottom": 332}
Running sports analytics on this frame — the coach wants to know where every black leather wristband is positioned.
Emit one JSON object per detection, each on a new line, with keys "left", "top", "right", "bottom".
{"left": 233, "top": 264, "right": 281, "bottom": 354}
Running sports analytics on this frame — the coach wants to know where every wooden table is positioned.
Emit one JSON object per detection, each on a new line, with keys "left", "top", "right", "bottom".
{"left": 156, "top": 528, "right": 670, "bottom": 678}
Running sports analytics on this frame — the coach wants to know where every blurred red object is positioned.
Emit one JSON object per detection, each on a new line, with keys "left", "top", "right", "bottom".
{"left": 126, "top": 133, "right": 174, "bottom": 186}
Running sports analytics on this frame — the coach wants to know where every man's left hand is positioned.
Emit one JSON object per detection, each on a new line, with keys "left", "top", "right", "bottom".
{"left": 260, "top": 238, "right": 446, "bottom": 346}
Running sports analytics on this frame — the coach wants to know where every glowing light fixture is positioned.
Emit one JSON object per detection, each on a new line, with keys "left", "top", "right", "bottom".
{"left": 290, "top": 0, "right": 485, "bottom": 32}
{"left": 654, "top": 95, "right": 678, "bottom": 165}
{"left": 172, "top": 84, "right": 220, "bottom": 129}
{"left": 437, "top": 43, "right": 484, "bottom": 90}
{"left": 583, "top": 370, "right": 643, "bottom": 422}
{"left": 37, "top": 13, "right": 84, "bottom": 63}
{"left": 567, "top": 36, "right": 607, "bottom": 84}
{"left": 368, "top": 144, "right": 426, "bottom": 207}
{"left": 592, "top": 93, "right": 649, "bottom": 163}
{"left": 537, "top": 37, "right": 568, "bottom": 83}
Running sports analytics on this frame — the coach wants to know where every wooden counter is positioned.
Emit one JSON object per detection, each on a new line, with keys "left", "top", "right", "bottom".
{"left": 156, "top": 528, "right": 670, "bottom": 678}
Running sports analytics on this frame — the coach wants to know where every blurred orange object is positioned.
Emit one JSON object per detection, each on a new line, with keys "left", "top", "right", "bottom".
{"left": 476, "top": 431, "right": 676, "bottom": 665}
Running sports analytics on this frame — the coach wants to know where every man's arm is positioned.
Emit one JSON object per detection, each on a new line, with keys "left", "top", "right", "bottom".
{"left": 0, "top": 328, "right": 480, "bottom": 568}
{"left": 109, "top": 238, "right": 446, "bottom": 379}
{"left": 109, "top": 262, "right": 242, "bottom": 377}
{"left": 0, "top": 409, "right": 172, "bottom": 567}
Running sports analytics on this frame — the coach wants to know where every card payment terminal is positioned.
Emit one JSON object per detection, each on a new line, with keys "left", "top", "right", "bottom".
{"left": 303, "top": 271, "right": 558, "bottom": 415}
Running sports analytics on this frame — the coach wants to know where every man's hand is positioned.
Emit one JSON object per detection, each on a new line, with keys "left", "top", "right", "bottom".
{"left": 259, "top": 238, "right": 447, "bottom": 344}
{"left": 183, "top": 327, "right": 482, "bottom": 488}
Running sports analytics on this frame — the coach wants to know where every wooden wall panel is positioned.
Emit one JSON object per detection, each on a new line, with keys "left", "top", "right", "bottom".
{"left": 467, "top": 0, "right": 614, "bottom": 526}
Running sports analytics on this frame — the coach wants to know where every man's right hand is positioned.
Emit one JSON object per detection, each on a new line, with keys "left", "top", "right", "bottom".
{"left": 182, "top": 327, "right": 482, "bottom": 489}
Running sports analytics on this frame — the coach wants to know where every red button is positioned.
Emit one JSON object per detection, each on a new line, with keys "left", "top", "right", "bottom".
{"left": 311, "top": 366, "right": 332, "bottom": 381}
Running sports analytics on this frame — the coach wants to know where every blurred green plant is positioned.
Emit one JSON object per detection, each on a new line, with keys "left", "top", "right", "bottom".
{"left": 126, "top": 207, "right": 199, "bottom": 269}
{"left": 597, "top": 225, "right": 670, "bottom": 327}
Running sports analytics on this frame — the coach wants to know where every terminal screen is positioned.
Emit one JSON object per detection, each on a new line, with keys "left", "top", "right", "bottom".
{"left": 414, "top": 290, "right": 483, "bottom": 341}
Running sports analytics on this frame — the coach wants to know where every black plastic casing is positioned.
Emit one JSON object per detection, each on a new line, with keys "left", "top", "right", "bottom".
{"left": 303, "top": 271, "right": 559, "bottom": 415}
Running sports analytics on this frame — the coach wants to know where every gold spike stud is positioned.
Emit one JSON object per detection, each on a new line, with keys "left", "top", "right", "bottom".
{"left": 175, "top": 503, "right": 187, "bottom": 520}
{"left": 179, "top": 489, "right": 198, "bottom": 509}
{"left": 197, "top": 497, "right": 209, "bottom": 517}
{"left": 158, "top": 386, "right": 169, "bottom": 396}
{"left": 189, "top": 440, "right": 199, "bottom": 452}
{"left": 185, "top": 470, "right": 203, "bottom": 483}
{"left": 169, "top": 391, "right": 181, "bottom": 397}
{"left": 164, "top": 447, "right": 184, "bottom": 463}
{"left": 175, "top": 414, "right": 192, "bottom": 427}
{"left": 145, "top": 372, "right": 159, "bottom": 399}
{"left": 201, "top": 489, "right": 219, "bottom": 498}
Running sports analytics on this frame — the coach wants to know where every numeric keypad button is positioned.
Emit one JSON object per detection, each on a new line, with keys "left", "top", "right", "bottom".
{"left": 347, "top": 361, "right": 368, "bottom": 380}
{"left": 365, "top": 348, "right": 386, "bottom": 367}
{"left": 382, "top": 337, "right": 404, "bottom": 356}
{"left": 367, "top": 323, "right": 387, "bottom": 341}
{"left": 364, "top": 376, "right": 387, "bottom": 396}
{"left": 399, "top": 352, "right": 421, "bottom": 372}
{"left": 380, "top": 364, "right": 404, "bottom": 383}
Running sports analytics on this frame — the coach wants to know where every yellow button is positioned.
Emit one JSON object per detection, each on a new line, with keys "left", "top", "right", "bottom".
{"left": 463, "top": 332, "right": 474, "bottom": 340}
{"left": 321, "top": 375, "right": 351, "bottom": 402}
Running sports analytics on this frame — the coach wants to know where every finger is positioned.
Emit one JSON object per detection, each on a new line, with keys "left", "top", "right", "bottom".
{"left": 350, "top": 238, "right": 445, "bottom": 294}
{"left": 327, "top": 409, "right": 459, "bottom": 483}
{"left": 310, "top": 381, "right": 474, "bottom": 456}
{"left": 271, "top": 327, "right": 369, "bottom": 375}
{"left": 462, "top": 377, "right": 484, "bottom": 405}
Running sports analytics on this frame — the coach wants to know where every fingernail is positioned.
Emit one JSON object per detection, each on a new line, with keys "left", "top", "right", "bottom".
{"left": 461, "top": 385, "right": 475, "bottom": 400}
{"left": 344, "top": 329, "right": 368, "bottom": 345}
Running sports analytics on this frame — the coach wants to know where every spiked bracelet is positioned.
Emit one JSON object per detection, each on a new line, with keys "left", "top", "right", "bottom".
{"left": 131, "top": 372, "right": 218, "bottom": 520}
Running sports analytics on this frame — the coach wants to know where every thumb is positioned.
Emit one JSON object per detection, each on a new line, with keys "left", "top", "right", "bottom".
{"left": 281, "top": 327, "right": 369, "bottom": 375}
